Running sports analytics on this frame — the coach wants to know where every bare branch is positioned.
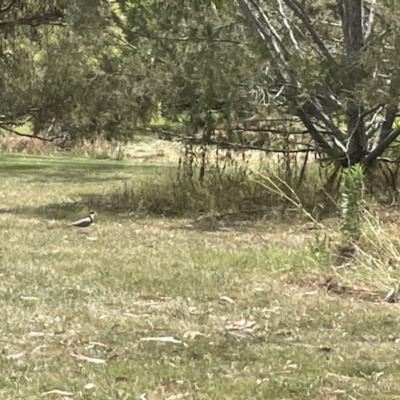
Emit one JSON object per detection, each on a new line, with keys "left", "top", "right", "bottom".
{"left": 0, "top": 10, "right": 65, "bottom": 29}
{"left": 324, "top": 90, "right": 343, "bottom": 109}
{"left": 296, "top": 108, "right": 336, "bottom": 157}
{"left": 126, "top": 31, "right": 243, "bottom": 45}
{"left": 0, "top": 125, "right": 61, "bottom": 143}
{"left": 277, "top": 0, "right": 299, "bottom": 51}
{"left": 172, "top": 133, "right": 314, "bottom": 153}
{"left": 237, "top": 0, "right": 289, "bottom": 63}
{"left": 282, "top": 0, "right": 336, "bottom": 63}
{"left": 308, "top": 97, "right": 346, "bottom": 142}
{"left": 365, "top": 122, "right": 381, "bottom": 140}
{"left": 375, "top": 104, "right": 398, "bottom": 144}
{"left": 365, "top": 126, "right": 400, "bottom": 164}
{"left": 364, "top": 0, "right": 377, "bottom": 43}
{"left": 360, "top": 103, "right": 386, "bottom": 119}
{"left": 236, "top": 0, "right": 268, "bottom": 41}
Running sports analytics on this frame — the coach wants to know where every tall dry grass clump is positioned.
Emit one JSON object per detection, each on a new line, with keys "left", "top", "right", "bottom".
{"left": 1, "top": 135, "right": 54, "bottom": 154}
{"left": 1, "top": 132, "right": 127, "bottom": 160}
{"left": 110, "top": 145, "right": 335, "bottom": 218}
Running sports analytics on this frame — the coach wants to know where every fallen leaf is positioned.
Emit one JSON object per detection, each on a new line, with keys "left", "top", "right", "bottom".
{"left": 361, "top": 334, "right": 376, "bottom": 342}
{"left": 304, "top": 290, "right": 319, "bottom": 296}
{"left": 84, "top": 383, "right": 95, "bottom": 390}
{"left": 139, "top": 294, "right": 167, "bottom": 301}
{"left": 158, "top": 379, "right": 185, "bottom": 389}
{"left": 374, "top": 371, "right": 384, "bottom": 380}
{"left": 41, "top": 390, "right": 74, "bottom": 397}
{"left": 384, "top": 288, "right": 396, "bottom": 302}
{"left": 6, "top": 352, "right": 24, "bottom": 360}
{"left": 275, "top": 329, "right": 292, "bottom": 336}
{"left": 88, "top": 341, "right": 108, "bottom": 348}
{"left": 283, "top": 361, "right": 298, "bottom": 371}
{"left": 27, "top": 332, "right": 46, "bottom": 338}
{"left": 123, "top": 312, "right": 151, "bottom": 318}
{"left": 32, "top": 345, "right": 48, "bottom": 353}
{"left": 115, "top": 376, "right": 129, "bottom": 382}
{"left": 225, "top": 319, "right": 256, "bottom": 332}
{"left": 219, "top": 296, "right": 235, "bottom": 304}
{"left": 183, "top": 331, "right": 205, "bottom": 340}
{"left": 107, "top": 354, "right": 119, "bottom": 362}
{"left": 140, "top": 336, "right": 187, "bottom": 346}
{"left": 318, "top": 347, "right": 332, "bottom": 353}
{"left": 110, "top": 324, "right": 121, "bottom": 331}
{"left": 71, "top": 353, "right": 106, "bottom": 364}
{"left": 60, "top": 337, "right": 80, "bottom": 347}
{"left": 131, "top": 300, "right": 163, "bottom": 306}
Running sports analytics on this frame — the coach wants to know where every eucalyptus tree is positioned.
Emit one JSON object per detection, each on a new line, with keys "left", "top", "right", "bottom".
{"left": 113, "top": 0, "right": 400, "bottom": 167}
{"left": 233, "top": 0, "right": 400, "bottom": 167}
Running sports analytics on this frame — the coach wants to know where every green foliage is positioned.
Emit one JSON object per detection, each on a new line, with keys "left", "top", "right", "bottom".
{"left": 3, "top": 0, "right": 400, "bottom": 174}
{"left": 340, "top": 164, "right": 365, "bottom": 241}
{"left": 112, "top": 0, "right": 270, "bottom": 141}
{"left": 0, "top": 0, "right": 161, "bottom": 141}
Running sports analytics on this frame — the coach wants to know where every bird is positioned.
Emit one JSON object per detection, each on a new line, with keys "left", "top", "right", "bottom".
{"left": 68, "top": 211, "right": 95, "bottom": 228}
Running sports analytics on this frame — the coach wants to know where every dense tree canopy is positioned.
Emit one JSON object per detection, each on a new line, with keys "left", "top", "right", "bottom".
{"left": 0, "top": 0, "right": 144, "bottom": 141}
{"left": 1, "top": 0, "right": 400, "bottom": 167}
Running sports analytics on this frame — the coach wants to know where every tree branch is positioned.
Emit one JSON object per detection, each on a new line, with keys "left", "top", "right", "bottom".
{"left": 0, "top": 125, "right": 63, "bottom": 144}
{"left": 0, "top": 10, "right": 65, "bottom": 29}
{"left": 360, "top": 102, "right": 385, "bottom": 119}
{"left": 237, "top": 0, "right": 289, "bottom": 65}
{"left": 364, "top": 126, "right": 400, "bottom": 164}
{"left": 282, "top": 0, "right": 336, "bottom": 62}
{"left": 156, "top": 129, "right": 315, "bottom": 153}
{"left": 276, "top": 0, "right": 299, "bottom": 51}
{"left": 308, "top": 97, "right": 346, "bottom": 142}
{"left": 126, "top": 31, "right": 242, "bottom": 45}
{"left": 296, "top": 107, "right": 336, "bottom": 157}
{"left": 364, "top": 0, "right": 377, "bottom": 43}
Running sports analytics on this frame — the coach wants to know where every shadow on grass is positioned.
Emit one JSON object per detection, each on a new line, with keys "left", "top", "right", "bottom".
{"left": 25, "top": 173, "right": 131, "bottom": 184}
{"left": 0, "top": 194, "right": 124, "bottom": 222}
{"left": 0, "top": 154, "right": 170, "bottom": 184}
{"left": 0, "top": 153, "right": 175, "bottom": 221}
{"left": 1, "top": 153, "right": 167, "bottom": 173}
{"left": 0, "top": 153, "right": 127, "bottom": 171}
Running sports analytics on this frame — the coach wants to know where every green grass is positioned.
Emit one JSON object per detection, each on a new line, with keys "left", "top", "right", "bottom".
{"left": 1, "top": 154, "right": 400, "bottom": 399}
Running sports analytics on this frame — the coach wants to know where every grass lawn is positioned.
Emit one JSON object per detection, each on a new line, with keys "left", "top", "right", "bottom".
{"left": 0, "top": 153, "right": 400, "bottom": 399}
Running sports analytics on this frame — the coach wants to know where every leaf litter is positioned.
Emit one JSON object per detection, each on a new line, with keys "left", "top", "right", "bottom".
{"left": 140, "top": 336, "right": 188, "bottom": 347}
{"left": 70, "top": 353, "right": 107, "bottom": 364}
{"left": 41, "top": 389, "right": 74, "bottom": 397}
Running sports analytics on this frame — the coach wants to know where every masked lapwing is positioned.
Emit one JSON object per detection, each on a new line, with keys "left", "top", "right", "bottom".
{"left": 68, "top": 211, "right": 95, "bottom": 228}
